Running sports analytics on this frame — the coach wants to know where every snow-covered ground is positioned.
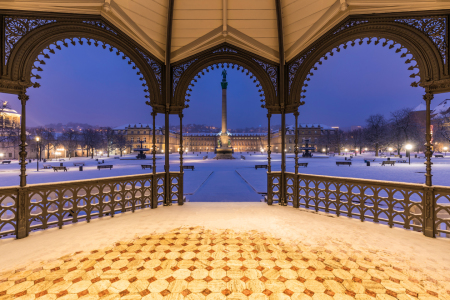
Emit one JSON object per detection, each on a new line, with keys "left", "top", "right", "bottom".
{"left": 0, "top": 152, "right": 448, "bottom": 199}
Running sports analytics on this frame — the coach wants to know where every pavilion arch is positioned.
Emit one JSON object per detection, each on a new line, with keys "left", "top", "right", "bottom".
{"left": 287, "top": 17, "right": 447, "bottom": 109}
{"left": 169, "top": 44, "right": 279, "bottom": 115}
{"left": 1, "top": 16, "right": 163, "bottom": 105}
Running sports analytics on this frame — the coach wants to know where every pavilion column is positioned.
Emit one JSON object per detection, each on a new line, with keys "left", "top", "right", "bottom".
{"left": 151, "top": 111, "right": 157, "bottom": 208}
{"left": 293, "top": 111, "right": 299, "bottom": 208}
{"left": 179, "top": 113, "right": 184, "bottom": 205}
{"left": 294, "top": 111, "right": 299, "bottom": 175}
{"left": 423, "top": 91, "right": 435, "bottom": 238}
{"left": 267, "top": 113, "right": 272, "bottom": 205}
{"left": 164, "top": 111, "right": 170, "bottom": 206}
{"left": 267, "top": 113, "right": 271, "bottom": 173}
{"left": 17, "top": 92, "right": 29, "bottom": 239}
{"left": 281, "top": 110, "right": 286, "bottom": 206}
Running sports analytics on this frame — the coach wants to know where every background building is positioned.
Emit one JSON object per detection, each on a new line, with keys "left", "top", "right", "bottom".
{"left": 0, "top": 101, "right": 21, "bottom": 159}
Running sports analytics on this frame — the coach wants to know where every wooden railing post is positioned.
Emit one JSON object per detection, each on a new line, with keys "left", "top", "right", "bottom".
{"left": 423, "top": 90, "right": 435, "bottom": 237}
{"left": 16, "top": 93, "right": 29, "bottom": 239}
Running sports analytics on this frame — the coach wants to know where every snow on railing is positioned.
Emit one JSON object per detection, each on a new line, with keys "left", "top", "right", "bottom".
{"left": 0, "top": 172, "right": 184, "bottom": 239}
{"left": 268, "top": 172, "right": 450, "bottom": 238}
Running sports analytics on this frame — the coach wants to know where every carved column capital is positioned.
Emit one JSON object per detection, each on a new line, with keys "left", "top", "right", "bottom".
{"left": 423, "top": 91, "right": 434, "bottom": 102}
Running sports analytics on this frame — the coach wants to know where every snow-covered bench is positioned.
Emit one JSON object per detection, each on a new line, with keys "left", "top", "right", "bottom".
{"left": 97, "top": 165, "right": 113, "bottom": 170}
{"left": 73, "top": 162, "right": 85, "bottom": 166}
{"left": 52, "top": 166, "right": 68, "bottom": 172}
{"left": 336, "top": 161, "right": 351, "bottom": 166}
{"left": 183, "top": 165, "right": 194, "bottom": 171}
{"left": 298, "top": 163, "right": 308, "bottom": 167}
{"left": 255, "top": 165, "right": 268, "bottom": 170}
{"left": 1, "top": 160, "right": 11, "bottom": 164}
{"left": 381, "top": 161, "right": 395, "bottom": 166}
{"left": 42, "top": 164, "right": 52, "bottom": 169}
{"left": 435, "top": 154, "right": 444, "bottom": 158}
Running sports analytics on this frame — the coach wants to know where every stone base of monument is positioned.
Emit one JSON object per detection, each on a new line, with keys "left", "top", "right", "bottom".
{"left": 214, "top": 148, "right": 235, "bottom": 159}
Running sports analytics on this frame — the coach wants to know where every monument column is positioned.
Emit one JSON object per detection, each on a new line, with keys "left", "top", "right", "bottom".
{"left": 221, "top": 72, "right": 228, "bottom": 134}
{"left": 216, "top": 70, "right": 233, "bottom": 159}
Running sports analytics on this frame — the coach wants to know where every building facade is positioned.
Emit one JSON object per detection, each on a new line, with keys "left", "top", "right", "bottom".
{"left": 184, "top": 133, "right": 265, "bottom": 153}
{"left": 0, "top": 101, "right": 21, "bottom": 159}
{"left": 268, "top": 124, "right": 336, "bottom": 153}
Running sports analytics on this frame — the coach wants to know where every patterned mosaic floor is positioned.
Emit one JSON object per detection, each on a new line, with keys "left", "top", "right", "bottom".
{"left": 1, "top": 227, "right": 449, "bottom": 300}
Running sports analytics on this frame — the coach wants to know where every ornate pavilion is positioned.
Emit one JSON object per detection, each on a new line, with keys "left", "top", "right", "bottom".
{"left": 0, "top": 1, "right": 450, "bottom": 299}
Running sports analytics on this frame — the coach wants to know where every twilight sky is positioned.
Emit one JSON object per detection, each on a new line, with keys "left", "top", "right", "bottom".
{"left": 1, "top": 41, "right": 448, "bottom": 129}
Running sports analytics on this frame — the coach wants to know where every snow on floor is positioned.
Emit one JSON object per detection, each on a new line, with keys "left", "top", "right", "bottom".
{"left": 0, "top": 152, "right": 448, "bottom": 199}
{"left": 1, "top": 203, "right": 449, "bottom": 298}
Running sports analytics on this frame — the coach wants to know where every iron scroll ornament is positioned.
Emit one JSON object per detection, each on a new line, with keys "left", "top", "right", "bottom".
{"left": 1, "top": 15, "right": 163, "bottom": 105}
{"left": 287, "top": 15, "right": 448, "bottom": 108}
{"left": 171, "top": 44, "right": 279, "bottom": 113}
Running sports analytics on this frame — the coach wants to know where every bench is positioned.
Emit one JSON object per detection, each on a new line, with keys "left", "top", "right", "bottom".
{"left": 73, "top": 162, "right": 85, "bottom": 166}
{"left": 364, "top": 159, "right": 375, "bottom": 163}
{"left": 381, "top": 161, "right": 395, "bottom": 166}
{"left": 203, "top": 156, "right": 208, "bottom": 160}
{"left": 255, "top": 165, "right": 268, "bottom": 170}
{"left": 183, "top": 165, "right": 194, "bottom": 171}
{"left": 435, "top": 154, "right": 444, "bottom": 158}
{"left": 97, "top": 165, "right": 113, "bottom": 170}
{"left": 114, "top": 156, "right": 120, "bottom": 159}
{"left": 52, "top": 166, "right": 68, "bottom": 172}
{"left": 141, "top": 165, "right": 153, "bottom": 170}
{"left": 336, "top": 161, "right": 352, "bottom": 166}
{"left": 98, "top": 160, "right": 105, "bottom": 164}
{"left": 298, "top": 163, "right": 308, "bottom": 167}
{"left": 1, "top": 161, "right": 11, "bottom": 164}
{"left": 241, "top": 155, "right": 245, "bottom": 160}
{"left": 397, "top": 160, "right": 407, "bottom": 163}
{"left": 43, "top": 164, "right": 52, "bottom": 169}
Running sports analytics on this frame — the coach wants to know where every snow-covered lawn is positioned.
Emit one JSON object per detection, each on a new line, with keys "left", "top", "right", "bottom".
{"left": 0, "top": 152, "right": 448, "bottom": 194}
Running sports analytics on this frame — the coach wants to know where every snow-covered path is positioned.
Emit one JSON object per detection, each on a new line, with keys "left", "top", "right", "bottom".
{"left": 189, "top": 170, "right": 261, "bottom": 202}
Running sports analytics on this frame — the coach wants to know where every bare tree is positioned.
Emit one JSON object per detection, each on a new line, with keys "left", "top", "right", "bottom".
{"left": 59, "top": 129, "right": 79, "bottom": 159}
{"left": 82, "top": 128, "right": 101, "bottom": 159}
{"left": 318, "top": 130, "right": 333, "bottom": 154}
{"left": 365, "top": 114, "right": 387, "bottom": 156}
{"left": 101, "top": 127, "right": 115, "bottom": 157}
{"left": 114, "top": 133, "right": 129, "bottom": 157}
{"left": 35, "top": 127, "right": 56, "bottom": 159}
{"left": 331, "top": 129, "right": 344, "bottom": 154}
{"left": 435, "top": 109, "right": 450, "bottom": 149}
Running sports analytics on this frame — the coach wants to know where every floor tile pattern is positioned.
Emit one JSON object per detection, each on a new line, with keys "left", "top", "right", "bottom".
{"left": 1, "top": 227, "right": 449, "bottom": 300}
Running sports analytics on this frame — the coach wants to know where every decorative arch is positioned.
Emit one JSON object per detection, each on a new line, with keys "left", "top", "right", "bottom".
{"left": 170, "top": 44, "right": 279, "bottom": 114}
{"left": 0, "top": 15, "right": 163, "bottom": 106}
{"left": 288, "top": 15, "right": 448, "bottom": 110}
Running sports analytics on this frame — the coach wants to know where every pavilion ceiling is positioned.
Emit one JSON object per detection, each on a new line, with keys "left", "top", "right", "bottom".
{"left": 0, "top": 0, "right": 449, "bottom": 63}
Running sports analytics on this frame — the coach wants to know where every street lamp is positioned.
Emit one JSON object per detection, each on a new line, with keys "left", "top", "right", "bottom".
{"left": 388, "top": 147, "right": 393, "bottom": 157}
{"left": 36, "top": 136, "right": 40, "bottom": 171}
{"left": 406, "top": 144, "right": 413, "bottom": 165}
{"left": 444, "top": 146, "right": 448, "bottom": 156}
{"left": 55, "top": 151, "right": 61, "bottom": 161}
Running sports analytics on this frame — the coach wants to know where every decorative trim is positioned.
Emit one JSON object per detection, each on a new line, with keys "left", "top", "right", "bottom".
{"left": 4, "top": 17, "right": 56, "bottom": 64}
{"left": 137, "top": 49, "right": 162, "bottom": 94}
{"left": 253, "top": 58, "right": 278, "bottom": 95}
{"left": 288, "top": 47, "right": 315, "bottom": 94}
{"left": 82, "top": 20, "right": 117, "bottom": 35}
{"left": 172, "top": 58, "right": 198, "bottom": 96}
{"left": 212, "top": 47, "right": 237, "bottom": 54}
{"left": 395, "top": 16, "right": 447, "bottom": 63}
{"left": 333, "top": 20, "right": 368, "bottom": 35}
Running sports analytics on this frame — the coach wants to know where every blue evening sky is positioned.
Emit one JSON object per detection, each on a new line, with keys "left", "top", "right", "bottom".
{"left": 1, "top": 41, "right": 448, "bottom": 129}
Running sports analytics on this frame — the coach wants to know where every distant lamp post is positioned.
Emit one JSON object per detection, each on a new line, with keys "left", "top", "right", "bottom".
{"left": 406, "top": 144, "right": 413, "bottom": 165}
{"left": 0, "top": 153, "right": 3, "bottom": 160}
{"left": 36, "top": 136, "right": 40, "bottom": 171}
{"left": 55, "top": 151, "right": 61, "bottom": 161}
{"left": 444, "top": 146, "right": 448, "bottom": 156}
{"left": 344, "top": 148, "right": 348, "bottom": 155}
{"left": 322, "top": 148, "right": 325, "bottom": 152}
{"left": 388, "top": 147, "right": 393, "bottom": 157}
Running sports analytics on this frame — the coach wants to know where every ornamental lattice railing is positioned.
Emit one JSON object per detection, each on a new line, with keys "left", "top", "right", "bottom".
{"left": 268, "top": 172, "right": 450, "bottom": 238}
{"left": 0, "top": 172, "right": 183, "bottom": 239}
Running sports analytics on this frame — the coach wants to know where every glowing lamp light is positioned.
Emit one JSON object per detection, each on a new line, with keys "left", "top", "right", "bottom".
{"left": 0, "top": 153, "right": 3, "bottom": 157}
{"left": 444, "top": 147, "right": 448, "bottom": 151}
{"left": 405, "top": 144, "right": 413, "bottom": 150}
{"left": 36, "top": 136, "right": 40, "bottom": 142}
{"left": 322, "top": 148, "right": 325, "bottom": 152}
{"left": 388, "top": 147, "right": 393, "bottom": 151}
{"left": 364, "top": 148, "right": 368, "bottom": 151}
{"left": 344, "top": 148, "right": 348, "bottom": 152}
